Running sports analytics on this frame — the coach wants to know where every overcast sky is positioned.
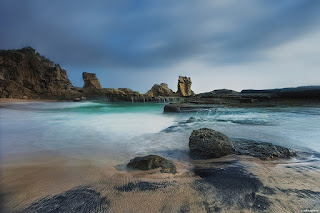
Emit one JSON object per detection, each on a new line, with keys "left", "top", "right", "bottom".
{"left": 1, "top": 0, "right": 320, "bottom": 93}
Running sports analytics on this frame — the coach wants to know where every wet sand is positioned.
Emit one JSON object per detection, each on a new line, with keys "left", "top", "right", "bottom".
{"left": 1, "top": 152, "right": 319, "bottom": 213}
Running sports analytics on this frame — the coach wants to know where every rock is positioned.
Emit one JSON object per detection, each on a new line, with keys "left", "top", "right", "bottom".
{"left": 189, "top": 128, "right": 235, "bottom": 159}
{"left": 82, "top": 72, "right": 102, "bottom": 90}
{"left": 177, "top": 76, "right": 194, "bottom": 97}
{"left": 81, "top": 96, "right": 86, "bottom": 100}
{"left": 198, "top": 89, "right": 240, "bottom": 98}
{"left": 0, "top": 47, "right": 80, "bottom": 99}
{"left": 127, "top": 155, "right": 177, "bottom": 174}
{"left": 145, "top": 83, "right": 175, "bottom": 97}
{"left": 233, "top": 138, "right": 297, "bottom": 160}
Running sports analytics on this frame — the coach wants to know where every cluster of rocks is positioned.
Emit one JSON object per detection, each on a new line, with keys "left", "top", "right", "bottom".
{"left": 0, "top": 47, "right": 195, "bottom": 102}
{"left": 126, "top": 128, "right": 296, "bottom": 174}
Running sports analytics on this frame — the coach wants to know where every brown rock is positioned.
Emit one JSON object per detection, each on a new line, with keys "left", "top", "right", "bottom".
{"left": 145, "top": 83, "right": 175, "bottom": 97}
{"left": 177, "top": 76, "right": 194, "bottom": 97}
{"left": 82, "top": 72, "right": 102, "bottom": 90}
{"left": 0, "top": 47, "right": 80, "bottom": 99}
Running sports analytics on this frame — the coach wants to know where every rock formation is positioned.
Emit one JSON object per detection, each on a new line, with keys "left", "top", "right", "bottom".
{"left": 0, "top": 47, "right": 79, "bottom": 99}
{"left": 82, "top": 72, "right": 102, "bottom": 90}
{"left": 233, "top": 138, "right": 296, "bottom": 160}
{"left": 127, "top": 155, "right": 177, "bottom": 174}
{"left": 145, "top": 83, "right": 175, "bottom": 97}
{"left": 189, "top": 128, "right": 235, "bottom": 159}
{"left": 177, "top": 76, "right": 194, "bottom": 97}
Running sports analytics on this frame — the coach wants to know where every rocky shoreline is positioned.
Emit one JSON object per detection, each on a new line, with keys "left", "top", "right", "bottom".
{"left": 2, "top": 47, "right": 319, "bottom": 106}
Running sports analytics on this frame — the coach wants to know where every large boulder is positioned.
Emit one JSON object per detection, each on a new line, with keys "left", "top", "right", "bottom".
{"left": 177, "top": 76, "right": 194, "bottom": 97}
{"left": 82, "top": 72, "right": 102, "bottom": 90}
{"left": 127, "top": 155, "right": 177, "bottom": 174}
{"left": 189, "top": 128, "right": 235, "bottom": 159}
{"left": 145, "top": 83, "right": 175, "bottom": 97}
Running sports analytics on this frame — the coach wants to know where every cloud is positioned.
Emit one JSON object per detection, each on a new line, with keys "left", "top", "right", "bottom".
{"left": 1, "top": 0, "right": 320, "bottom": 92}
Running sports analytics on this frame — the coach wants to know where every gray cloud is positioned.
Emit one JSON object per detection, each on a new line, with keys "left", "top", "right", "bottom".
{"left": 1, "top": 0, "right": 320, "bottom": 91}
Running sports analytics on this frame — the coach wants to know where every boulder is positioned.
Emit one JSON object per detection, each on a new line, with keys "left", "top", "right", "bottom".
{"left": 82, "top": 72, "right": 102, "bottom": 90}
{"left": 127, "top": 155, "right": 177, "bottom": 174}
{"left": 145, "top": 83, "right": 175, "bottom": 97}
{"left": 177, "top": 76, "right": 194, "bottom": 97}
{"left": 189, "top": 128, "right": 235, "bottom": 159}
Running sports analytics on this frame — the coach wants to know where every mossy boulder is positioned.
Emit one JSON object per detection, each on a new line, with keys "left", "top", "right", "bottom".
{"left": 189, "top": 128, "right": 235, "bottom": 159}
{"left": 127, "top": 155, "right": 176, "bottom": 174}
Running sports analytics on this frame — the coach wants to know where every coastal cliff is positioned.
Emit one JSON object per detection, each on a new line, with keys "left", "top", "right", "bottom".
{"left": 0, "top": 47, "right": 80, "bottom": 99}
{"left": 0, "top": 47, "right": 184, "bottom": 102}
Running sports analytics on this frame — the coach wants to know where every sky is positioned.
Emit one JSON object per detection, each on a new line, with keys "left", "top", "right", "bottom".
{"left": 1, "top": 0, "right": 320, "bottom": 93}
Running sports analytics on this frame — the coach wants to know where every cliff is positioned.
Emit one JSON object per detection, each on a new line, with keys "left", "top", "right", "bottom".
{"left": 0, "top": 47, "right": 79, "bottom": 99}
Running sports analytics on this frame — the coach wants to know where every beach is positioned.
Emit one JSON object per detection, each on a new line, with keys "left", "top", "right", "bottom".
{"left": 1, "top": 101, "right": 320, "bottom": 212}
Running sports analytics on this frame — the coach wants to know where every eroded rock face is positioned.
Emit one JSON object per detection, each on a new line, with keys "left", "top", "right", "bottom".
{"left": 82, "top": 72, "right": 102, "bottom": 90}
{"left": 177, "top": 76, "right": 194, "bottom": 97}
{"left": 0, "top": 47, "right": 80, "bottom": 99}
{"left": 145, "top": 83, "right": 175, "bottom": 97}
{"left": 127, "top": 155, "right": 177, "bottom": 174}
{"left": 189, "top": 128, "right": 235, "bottom": 159}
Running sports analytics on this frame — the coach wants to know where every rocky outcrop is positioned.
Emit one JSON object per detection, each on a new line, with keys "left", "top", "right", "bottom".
{"left": 233, "top": 138, "right": 297, "bottom": 160}
{"left": 198, "top": 89, "right": 240, "bottom": 98}
{"left": 177, "top": 76, "right": 194, "bottom": 97}
{"left": 189, "top": 128, "right": 235, "bottom": 159}
{"left": 82, "top": 72, "right": 102, "bottom": 91}
{"left": 0, "top": 47, "right": 80, "bottom": 99}
{"left": 145, "top": 83, "right": 175, "bottom": 97}
{"left": 127, "top": 155, "right": 177, "bottom": 174}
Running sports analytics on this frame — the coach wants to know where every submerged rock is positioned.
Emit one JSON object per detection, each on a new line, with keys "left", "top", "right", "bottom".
{"left": 127, "top": 155, "right": 177, "bottom": 174}
{"left": 189, "top": 128, "right": 236, "bottom": 159}
{"left": 233, "top": 138, "right": 297, "bottom": 160}
{"left": 17, "top": 187, "right": 109, "bottom": 213}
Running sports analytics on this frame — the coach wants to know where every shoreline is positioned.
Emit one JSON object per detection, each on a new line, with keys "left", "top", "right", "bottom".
{"left": 2, "top": 150, "right": 319, "bottom": 212}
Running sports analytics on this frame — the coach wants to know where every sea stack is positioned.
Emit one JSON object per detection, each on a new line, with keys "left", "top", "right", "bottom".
{"left": 82, "top": 72, "right": 102, "bottom": 90}
{"left": 177, "top": 76, "right": 194, "bottom": 97}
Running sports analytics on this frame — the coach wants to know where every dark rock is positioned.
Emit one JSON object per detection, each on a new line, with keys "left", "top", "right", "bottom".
{"left": 189, "top": 128, "right": 235, "bottom": 159}
{"left": 17, "top": 187, "right": 109, "bottom": 213}
{"left": 198, "top": 89, "right": 240, "bottom": 98}
{"left": 193, "top": 165, "right": 266, "bottom": 211}
{"left": 127, "top": 155, "right": 177, "bottom": 174}
{"left": 233, "top": 138, "right": 297, "bottom": 160}
{"left": 82, "top": 72, "right": 102, "bottom": 91}
{"left": 177, "top": 76, "right": 194, "bottom": 97}
{"left": 115, "top": 181, "right": 173, "bottom": 192}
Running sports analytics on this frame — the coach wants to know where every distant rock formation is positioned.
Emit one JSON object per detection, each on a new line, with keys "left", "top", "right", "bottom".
{"left": 145, "top": 83, "right": 175, "bottom": 97}
{"left": 177, "top": 76, "right": 194, "bottom": 97}
{"left": 0, "top": 47, "right": 79, "bottom": 99}
{"left": 198, "top": 89, "right": 239, "bottom": 98}
{"left": 82, "top": 72, "right": 102, "bottom": 91}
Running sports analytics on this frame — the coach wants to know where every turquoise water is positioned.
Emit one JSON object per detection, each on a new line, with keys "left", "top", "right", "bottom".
{"left": 1, "top": 101, "right": 320, "bottom": 163}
